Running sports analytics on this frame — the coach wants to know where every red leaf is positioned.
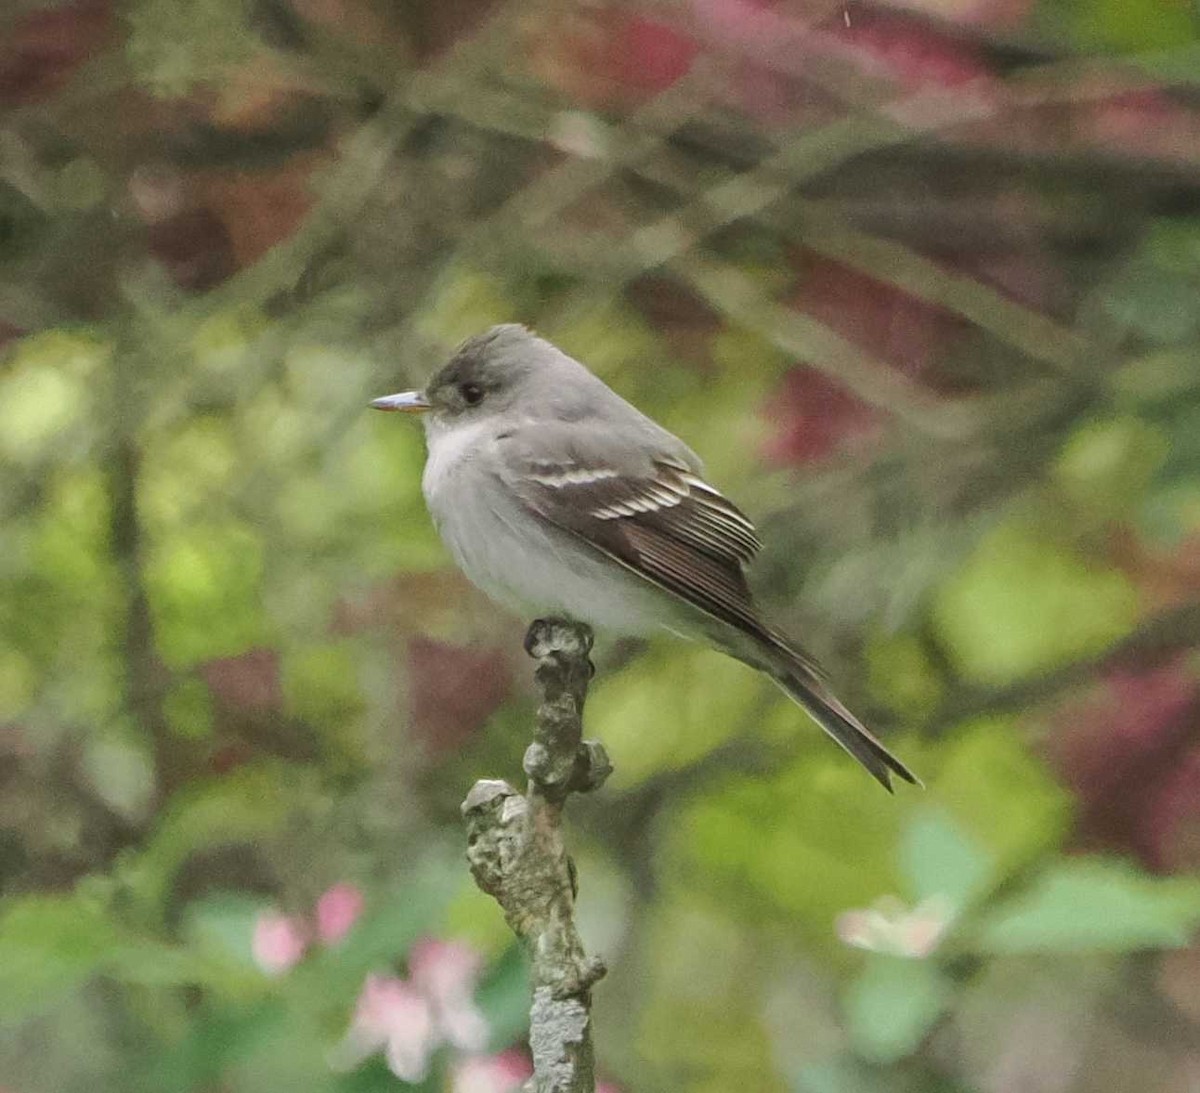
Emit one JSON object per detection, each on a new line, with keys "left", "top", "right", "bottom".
{"left": 762, "top": 250, "right": 966, "bottom": 464}
{"left": 1143, "top": 745, "right": 1200, "bottom": 872}
{"left": 525, "top": 7, "right": 696, "bottom": 110}
{"left": 761, "top": 366, "right": 879, "bottom": 465}
{"left": 146, "top": 208, "right": 236, "bottom": 292}
{"left": 615, "top": 15, "right": 698, "bottom": 93}
{"left": 0, "top": 2, "right": 113, "bottom": 106}
{"left": 406, "top": 638, "right": 512, "bottom": 755}
{"left": 791, "top": 251, "right": 961, "bottom": 376}
{"left": 824, "top": 9, "right": 993, "bottom": 91}
{"left": 201, "top": 648, "right": 283, "bottom": 715}
{"left": 1051, "top": 661, "right": 1200, "bottom": 870}
{"left": 197, "top": 155, "right": 325, "bottom": 269}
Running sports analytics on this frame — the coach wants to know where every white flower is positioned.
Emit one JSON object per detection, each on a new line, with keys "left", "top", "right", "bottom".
{"left": 409, "top": 938, "right": 490, "bottom": 1052}
{"left": 835, "top": 895, "right": 954, "bottom": 958}
{"left": 329, "top": 974, "right": 438, "bottom": 1083}
{"left": 331, "top": 937, "right": 493, "bottom": 1082}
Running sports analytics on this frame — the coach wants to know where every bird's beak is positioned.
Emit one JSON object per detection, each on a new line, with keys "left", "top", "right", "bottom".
{"left": 370, "top": 390, "right": 431, "bottom": 414}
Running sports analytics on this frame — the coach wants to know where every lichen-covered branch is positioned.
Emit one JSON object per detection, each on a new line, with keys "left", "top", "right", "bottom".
{"left": 461, "top": 619, "right": 613, "bottom": 1093}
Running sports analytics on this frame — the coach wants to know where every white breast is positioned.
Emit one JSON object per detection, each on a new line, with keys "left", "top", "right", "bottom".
{"left": 420, "top": 419, "right": 667, "bottom": 635}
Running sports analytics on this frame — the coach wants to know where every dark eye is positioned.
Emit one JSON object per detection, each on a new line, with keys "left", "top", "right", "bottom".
{"left": 460, "top": 382, "right": 484, "bottom": 405}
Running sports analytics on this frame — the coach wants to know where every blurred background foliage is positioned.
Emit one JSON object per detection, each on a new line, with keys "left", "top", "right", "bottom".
{"left": 2, "top": 0, "right": 1200, "bottom": 1090}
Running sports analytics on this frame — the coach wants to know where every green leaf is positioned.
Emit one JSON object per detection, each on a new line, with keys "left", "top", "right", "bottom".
{"left": 930, "top": 719, "right": 1072, "bottom": 879}
{"left": 972, "top": 858, "right": 1200, "bottom": 954}
{"left": 139, "top": 999, "right": 288, "bottom": 1093}
{"left": 794, "top": 1059, "right": 960, "bottom": 1093}
{"left": 1074, "top": 0, "right": 1200, "bottom": 52}
{"left": 1138, "top": 480, "right": 1200, "bottom": 548}
{"left": 1102, "top": 230, "right": 1200, "bottom": 345}
{"left": 670, "top": 751, "right": 902, "bottom": 936}
{"left": 442, "top": 879, "right": 518, "bottom": 960}
{"left": 140, "top": 416, "right": 239, "bottom": 530}
{"left": 0, "top": 330, "right": 109, "bottom": 464}
{"left": 109, "top": 940, "right": 259, "bottom": 993}
{"left": 932, "top": 519, "right": 1138, "bottom": 686}
{"left": 636, "top": 898, "right": 786, "bottom": 1091}
{"left": 548, "top": 303, "right": 663, "bottom": 389}
{"left": 282, "top": 641, "right": 366, "bottom": 728}
{"left": 180, "top": 894, "right": 263, "bottom": 966}
{"left": 0, "top": 646, "right": 37, "bottom": 718}
{"left": 0, "top": 366, "right": 86, "bottom": 465}
{"left": 333, "top": 1056, "right": 441, "bottom": 1093}
{"left": 898, "top": 809, "right": 995, "bottom": 910}
{"left": 794, "top": 1059, "right": 895, "bottom": 1093}
{"left": 1053, "top": 417, "right": 1170, "bottom": 519}
{"left": 1133, "top": 42, "right": 1200, "bottom": 84}
{"left": 145, "top": 520, "right": 268, "bottom": 665}
{"left": 53, "top": 157, "right": 107, "bottom": 211}
{"left": 416, "top": 266, "right": 516, "bottom": 347}
{"left": 129, "top": 764, "right": 314, "bottom": 913}
{"left": 586, "top": 644, "right": 771, "bottom": 786}
{"left": 126, "top": 0, "right": 263, "bottom": 96}
{"left": 81, "top": 734, "right": 157, "bottom": 824}
{"left": 0, "top": 894, "right": 124, "bottom": 1021}
{"left": 844, "top": 955, "right": 950, "bottom": 1063}
{"left": 475, "top": 943, "right": 531, "bottom": 1049}
{"left": 865, "top": 632, "right": 945, "bottom": 721}
{"left": 343, "top": 423, "right": 447, "bottom": 575}
{"left": 1112, "top": 349, "right": 1200, "bottom": 406}
{"left": 164, "top": 675, "right": 216, "bottom": 739}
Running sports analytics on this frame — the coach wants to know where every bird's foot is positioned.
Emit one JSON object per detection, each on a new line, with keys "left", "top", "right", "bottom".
{"left": 524, "top": 617, "right": 594, "bottom": 661}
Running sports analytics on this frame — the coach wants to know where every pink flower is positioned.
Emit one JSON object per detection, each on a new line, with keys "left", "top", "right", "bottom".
{"left": 836, "top": 895, "right": 954, "bottom": 958}
{"left": 252, "top": 911, "right": 308, "bottom": 976}
{"left": 252, "top": 883, "right": 364, "bottom": 976}
{"left": 330, "top": 974, "right": 438, "bottom": 1082}
{"left": 451, "top": 1050, "right": 533, "bottom": 1093}
{"left": 317, "top": 883, "right": 364, "bottom": 945}
{"left": 333, "top": 940, "right": 493, "bottom": 1080}
{"left": 410, "top": 938, "right": 490, "bottom": 1052}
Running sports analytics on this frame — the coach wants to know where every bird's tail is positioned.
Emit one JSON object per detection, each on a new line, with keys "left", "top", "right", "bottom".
{"left": 725, "top": 627, "right": 920, "bottom": 792}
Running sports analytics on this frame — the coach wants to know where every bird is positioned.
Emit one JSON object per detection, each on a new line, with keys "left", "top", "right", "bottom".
{"left": 372, "top": 324, "right": 918, "bottom": 791}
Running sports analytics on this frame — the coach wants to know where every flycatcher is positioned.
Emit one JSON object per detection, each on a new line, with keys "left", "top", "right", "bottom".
{"left": 372, "top": 324, "right": 917, "bottom": 790}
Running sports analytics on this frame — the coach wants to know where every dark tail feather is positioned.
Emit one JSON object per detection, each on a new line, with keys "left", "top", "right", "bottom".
{"left": 743, "top": 631, "right": 921, "bottom": 792}
{"left": 771, "top": 666, "right": 921, "bottom": 791}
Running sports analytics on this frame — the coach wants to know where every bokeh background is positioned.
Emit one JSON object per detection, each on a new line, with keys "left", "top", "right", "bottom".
{"left": 3, "top": 0, "right": 1200, "bottom": 1090}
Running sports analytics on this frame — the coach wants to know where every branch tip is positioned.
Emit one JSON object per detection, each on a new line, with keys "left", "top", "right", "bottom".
{"left": 460, "top": 617, "right": 607, "bottom": 1092}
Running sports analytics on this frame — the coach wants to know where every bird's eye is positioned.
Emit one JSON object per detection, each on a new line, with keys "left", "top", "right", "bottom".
{"left": 460, "top": 382, "right": 484, "bottom": 406}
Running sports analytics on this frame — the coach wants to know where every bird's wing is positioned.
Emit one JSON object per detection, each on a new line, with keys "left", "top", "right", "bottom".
{"left": 497, "top": 421, "right": 770, "bottom": 640}
{"left": 498, "top": 422, "right": 914, "bottom": 788}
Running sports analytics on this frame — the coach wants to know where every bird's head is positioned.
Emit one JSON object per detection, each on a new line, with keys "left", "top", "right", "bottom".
{"left": 367, "top": 321, "right": 559, "bottom": 424}
{"left": 371, "top": 324, "right": 598, "bottom": 428}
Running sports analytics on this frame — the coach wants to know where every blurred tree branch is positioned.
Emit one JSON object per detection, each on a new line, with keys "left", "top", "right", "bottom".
{"left": 930, "top": 599, "right": 1200, "bottom": 731}
{"left": 107, "top": 342, "right": 188, "bottom": 807}
{"left": 175, "top": 1, "right": 524, "bottom": 324}
{"left": 461, "top": 619, "right": 612, "bottom": 1093}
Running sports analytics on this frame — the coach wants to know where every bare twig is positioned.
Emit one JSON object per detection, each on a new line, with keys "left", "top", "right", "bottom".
{"left": 461, "top": 619, "right": 613, "bottom": 1093}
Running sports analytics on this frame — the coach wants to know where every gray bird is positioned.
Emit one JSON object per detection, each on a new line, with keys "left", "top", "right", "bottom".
{"left": 372, "top": 324, "right": 918, "bottom": 791}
